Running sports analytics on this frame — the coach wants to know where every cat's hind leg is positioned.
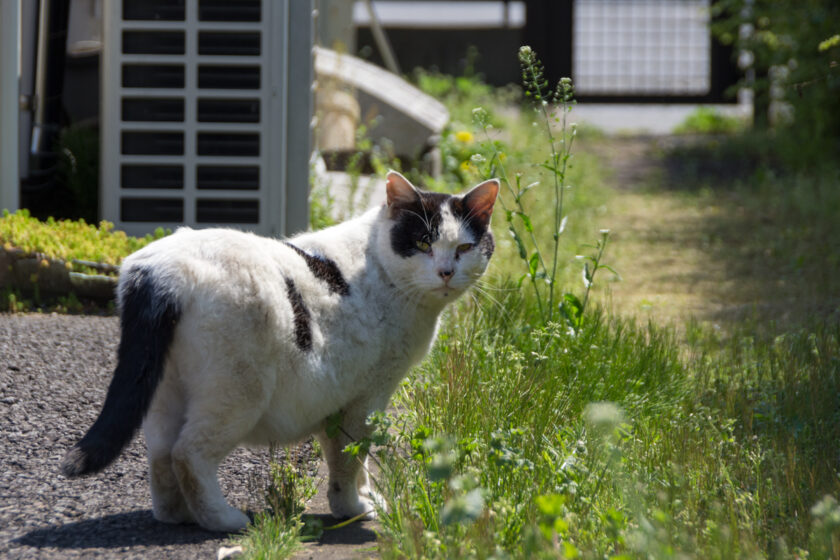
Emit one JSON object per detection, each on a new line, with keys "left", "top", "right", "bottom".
{"left": 144, "top": 382, "right": 194, "bottom": 525}
{"left": 169, "top": 397, "right": 266, "bottom": 532}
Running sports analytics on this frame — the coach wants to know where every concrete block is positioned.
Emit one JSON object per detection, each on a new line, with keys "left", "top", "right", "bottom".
{"left": 315, "top": 47, "right": 449, "bottom": 159}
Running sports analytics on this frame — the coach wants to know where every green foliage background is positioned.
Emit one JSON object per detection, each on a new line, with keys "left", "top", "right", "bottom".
{"left": 712, "top": 0, "right": 840, "bottom": 164}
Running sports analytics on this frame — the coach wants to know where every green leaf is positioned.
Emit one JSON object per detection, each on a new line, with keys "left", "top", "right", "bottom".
{"left": 529, "top": 252, "right": 540, "bottom": 277}
{"left": 560, "top": 292, "right": 584, "bottom": 328}
{"left": 325, "top": 411, "right": 343, "bottom": 438}
{"left": 599, "top": 264, "right": 621, "bottom": 279}
{"left": 518, "top": 212, "right": 534, "bottom": 233}
{"left": 509, "top": 227, "right": 527, "bottom": 260}
{"left": 818, "top": 34, "right": 840, "bottom": 52}
{"left": 535, "top": 494, "right": 567, "bottom": 517}
{"left": 562, "top": 542, "right": 580, "bottom": 559}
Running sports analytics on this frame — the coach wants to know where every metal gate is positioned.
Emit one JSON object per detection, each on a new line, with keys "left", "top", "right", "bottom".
{"left": 355, "top": 0, "right": 739, "bottom": 103}
{"left": 100, "top": 0, "right": 313, "bottom": 237}
{"left": 526, "top": 0, "right": 739, "bottom": 102}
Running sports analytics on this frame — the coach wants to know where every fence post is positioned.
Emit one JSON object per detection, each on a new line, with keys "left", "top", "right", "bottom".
{"left": 284, "top": 0, "right": 313, "bottom": 235}
{"left": 523, "top": 0, "right": 573, "bottom": 84}
{"left": 0, "top": 0, "right": 21, "bottom": 213}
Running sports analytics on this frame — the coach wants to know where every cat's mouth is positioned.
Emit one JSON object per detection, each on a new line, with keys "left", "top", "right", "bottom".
{"left": 432, "top": 285, "right": 459, "bottom": 298}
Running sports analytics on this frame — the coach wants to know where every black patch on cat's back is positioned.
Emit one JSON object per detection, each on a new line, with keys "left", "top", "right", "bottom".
{"left": 284, "top": 242, "right": 350, "bottom": 296}
{"left": 284, "top": 278, "right": 312, "bottom": 351}
{"left": 389, "top": 190, "right": 450, "bottom": 258}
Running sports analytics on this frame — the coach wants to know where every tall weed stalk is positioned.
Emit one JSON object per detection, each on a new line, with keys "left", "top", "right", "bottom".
{"left": 475, "top": 46, "right": 611, "bottom": 327}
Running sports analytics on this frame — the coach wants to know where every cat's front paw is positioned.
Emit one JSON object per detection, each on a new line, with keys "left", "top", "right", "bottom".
{"left": 360, "top": 485, "right": 387, "bottom": 515}
{"left": 195, "top": 505, "right": 251, "bottom": 533}
{"left": 152, "top": 500, "right": 196, "bottom": 525}
{"left": 328, "top": 484, "right": 381, "bottom": 520}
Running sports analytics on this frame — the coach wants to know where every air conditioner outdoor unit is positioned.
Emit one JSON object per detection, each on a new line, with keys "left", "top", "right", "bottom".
{"left": 100, "top": 0, "right": 312, "bottom": 237}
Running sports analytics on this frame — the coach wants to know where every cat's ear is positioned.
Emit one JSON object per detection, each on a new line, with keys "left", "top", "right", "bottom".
{"left": 462, "top": 179, "right": 500, "bottom": 229}
{"left": 385, "top": 171, "right": 420, "bottom": 207}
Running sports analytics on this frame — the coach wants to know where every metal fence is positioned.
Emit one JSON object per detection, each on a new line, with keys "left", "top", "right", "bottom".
{"left": 355, "top": 0, "right": 739, "bottom": 103}
{"left": 573, "top": 0, "right": 711, "bottom": 96}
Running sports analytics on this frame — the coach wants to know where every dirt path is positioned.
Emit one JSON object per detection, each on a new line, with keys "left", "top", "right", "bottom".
{"left": 583, "top": 135, "right": 836, "bottom": 333}
{"left": 291, "top": 461, "right": 379, "bottom": 560}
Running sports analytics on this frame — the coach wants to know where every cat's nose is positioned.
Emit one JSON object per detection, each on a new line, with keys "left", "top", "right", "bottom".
{"left": 438, "top": 268, "right": 454, "bottom": 282}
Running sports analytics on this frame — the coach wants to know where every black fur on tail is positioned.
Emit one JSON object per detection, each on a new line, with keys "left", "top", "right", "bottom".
{"left": 61, "top": 266, "right": 181, "bottom": 477}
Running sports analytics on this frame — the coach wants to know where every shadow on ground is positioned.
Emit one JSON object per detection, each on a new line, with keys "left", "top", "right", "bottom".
{"left": 14, "top": 510, "right": 220, "bottom": 550}
{"left": 304, "top": 513, "right": 379, "bottom": 546}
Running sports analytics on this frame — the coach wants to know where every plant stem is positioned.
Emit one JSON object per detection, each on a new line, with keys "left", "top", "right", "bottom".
{"left": 580, "top": 233, "right": 609, "bottom": 320}
{"left": 480, "top": 126, "right": 548, "bottom": 320}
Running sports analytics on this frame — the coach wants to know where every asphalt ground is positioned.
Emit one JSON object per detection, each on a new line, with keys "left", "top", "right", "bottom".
{"left": 0, "top": 313, "right": 374, "bottom": 559}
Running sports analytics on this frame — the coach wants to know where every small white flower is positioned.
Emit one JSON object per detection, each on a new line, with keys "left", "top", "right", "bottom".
{"left": 583, "top": 402, "right": 625, "bottom": 432}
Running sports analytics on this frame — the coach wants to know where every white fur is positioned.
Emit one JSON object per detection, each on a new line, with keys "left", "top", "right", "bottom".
{"left": 124, "top": 185, "right": 494, "bottom": 532}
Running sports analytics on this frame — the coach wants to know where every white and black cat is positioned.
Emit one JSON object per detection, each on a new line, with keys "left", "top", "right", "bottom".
{"left": 61, "top": 171, "right": 498, "bottom": 532}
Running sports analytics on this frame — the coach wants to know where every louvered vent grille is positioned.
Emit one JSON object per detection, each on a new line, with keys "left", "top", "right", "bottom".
{"left": 101, "top": 0, "right": 312, "bottom": 236}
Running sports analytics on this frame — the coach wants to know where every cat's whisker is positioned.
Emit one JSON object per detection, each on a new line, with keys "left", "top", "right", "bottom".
{"left": 469, "top": 284, "right": 506, "bottom": 315}
{"left": 401, "top": 208, "right": 432, "bottom": 233}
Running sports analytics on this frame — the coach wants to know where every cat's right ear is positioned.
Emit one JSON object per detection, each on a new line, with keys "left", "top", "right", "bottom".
{"left": 385, "top": 171, "right": 420, "bottom": 209}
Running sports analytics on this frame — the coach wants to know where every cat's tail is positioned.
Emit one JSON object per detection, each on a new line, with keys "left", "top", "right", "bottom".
{"left": 61, "top": 266, "right": 181, "bottom": 477}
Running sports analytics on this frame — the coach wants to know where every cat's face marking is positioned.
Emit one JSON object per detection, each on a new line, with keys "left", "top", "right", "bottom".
{"left": 384, "top": 171, "right": 499, "bottom": 300}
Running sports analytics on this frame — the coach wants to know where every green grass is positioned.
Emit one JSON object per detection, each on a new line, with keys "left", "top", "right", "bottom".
{"left": 672, "top": 107, "right": 747, "bottom": 135}
{"left": 234, "top": 446, "right": 319, "bottom": 559}
{"left": 367, "top": 244, "right": 840, "bottom": 558}
{"left": 233, "top": 59, "right": 840, "bottom": 558}
{"left": 355, "top": 70, "right": 840, "bottom": 558}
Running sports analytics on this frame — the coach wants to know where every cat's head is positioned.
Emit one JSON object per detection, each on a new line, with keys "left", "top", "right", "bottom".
{"left": 378, "top": 171, "right": 499, "bottom": 302}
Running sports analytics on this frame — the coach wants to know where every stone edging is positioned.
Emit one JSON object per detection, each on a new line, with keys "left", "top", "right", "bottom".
{"left": 0, "top": 247, "right": 117, "bottom": 301}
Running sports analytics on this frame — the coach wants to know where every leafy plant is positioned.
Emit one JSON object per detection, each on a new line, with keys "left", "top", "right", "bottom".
{"left": 712, "top": 0, "right": 840, "bottom": 163}
{"left": 673, "top": 106, "right": 746, "bottom": 135}
{"left": 235, "top": 445, "right": 317, "bottom": 559}
{"left": 472, "top": 46, "right": 614, "bottom": 327}
{"left": 0, "top": 209, "right": 165, "bottom": 273}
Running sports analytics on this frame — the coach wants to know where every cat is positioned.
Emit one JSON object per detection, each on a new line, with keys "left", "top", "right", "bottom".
{"left": 61, "top": 171, "right": 498, "bottom": 532}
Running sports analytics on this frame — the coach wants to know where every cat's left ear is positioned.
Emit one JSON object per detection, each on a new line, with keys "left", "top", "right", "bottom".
{"left": 462, "top": 179, "right": 500, "bottom": 230}
{"left": 385, "top": 170, "right": 420, "bottom": 207}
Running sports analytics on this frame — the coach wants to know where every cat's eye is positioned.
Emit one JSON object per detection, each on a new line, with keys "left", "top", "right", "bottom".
{"left": 456, "top": 243, "right": 474, "bottom": 255}
{"left": 415, "top": 240, "right": 432, "bottom": 253}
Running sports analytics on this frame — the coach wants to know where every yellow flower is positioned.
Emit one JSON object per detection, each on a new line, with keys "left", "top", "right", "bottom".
{"left": 459, "top": 160, "right": 472, "bottom": 172}
{"left": 454, "top": 130, "right": 474, "bottom": 144}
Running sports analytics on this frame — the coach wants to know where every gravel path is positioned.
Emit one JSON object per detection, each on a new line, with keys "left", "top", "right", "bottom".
{"left": 0, "top": 313, "right": 312, "bottom": 559}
